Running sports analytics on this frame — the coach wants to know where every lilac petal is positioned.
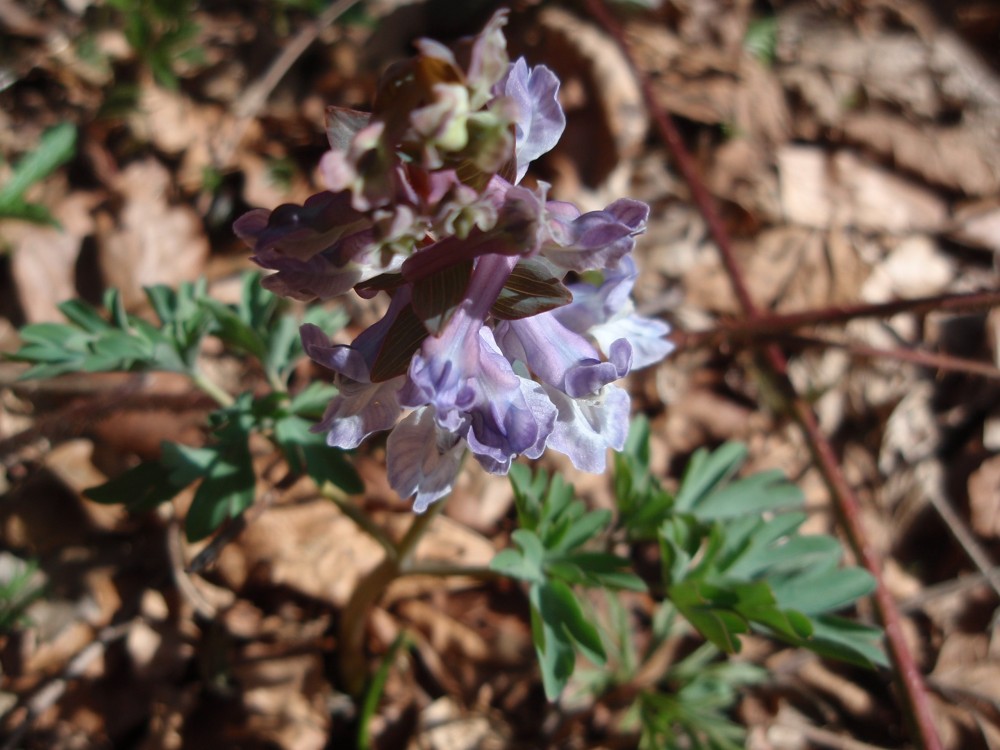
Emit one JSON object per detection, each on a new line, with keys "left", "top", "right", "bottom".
{"left": 543, "top": 383, "right": 631, "bottom": 473}
{"left": 301, "top": 323, "right": 405, "bottom": 449}
{"left": 502, "top": 58, "right": 566, "bottom": 182}
{"left": 465, "top": 329, "right": 556, "bottom": 471}
{"left": 401, "top": 253, "right": 519, "bottom": 422}
{"left": 555, "top": 256, "right": 674, "bottom": 369}
{"left": 316, "top": 378, "right": 404, "bottom": 449}
{"left": 387, "top": 407, "right": 467, "bottom": 513}
{"left": 401, "top": 304, "right": 481, "bottom": 427}
{"left": 591, "top": 318, "right": 673, "bottom": 370}
{"left": 495, "top": 313, "right": 607, "bottom": 395}
{"left": 543, "top": 198, "right": 650, "bottom": 271}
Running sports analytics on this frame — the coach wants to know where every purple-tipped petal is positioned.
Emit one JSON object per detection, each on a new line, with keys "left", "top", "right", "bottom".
{"left": 316, "top": 378, "right": 404, "bottom": 449}
{"left": 495, "top": 313, "right": 609, "bottom": 395}
{"left": 542, "top": 198, "right": 650, "bottom": 272}
{"left": 502, "top": 58, "right": 566, "bottom": 182}
{"left": 301, "top": 322, "right": 406, "bottom": 449}
{"left": 555, "top": 256, "right": 674, "bottom": 369}
{"left": 464, "top": 329, "right": 556, "bottom": 471}
{"left": 543, "top": 383, "right": 631, "bottom": 473}
{"left": 387, "top": 407, "right": 467, "bottom": 512}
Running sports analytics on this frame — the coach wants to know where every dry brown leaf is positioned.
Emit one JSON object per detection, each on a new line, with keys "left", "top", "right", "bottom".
{"left": 950, "top": 198, "right": 1000, "bottom": 254}
{"left": 778, "top": 9, "right": 1000, "bottom": 196}
{"left": 232, "top": 650, "right": 329, "bottom": 750}
{"left": 98, "top": 159, "right": 209, "bottom": 309}
{"left": 222, "top": 500, "right": 384, "bottom": 607}
{"left": 862, "top": 235, "right": 955, "bottom": 302}
{"left": 396, "top": 599, "right": 491, "bottom": 662}
{"left": 7, "top": 192, "right": 99, "bottom": 323}
{"left": 968, "top": 454, "right": 1000, "bottom": 540}
{"left": 415, "top": 697, "right": 498, "bottom": 750}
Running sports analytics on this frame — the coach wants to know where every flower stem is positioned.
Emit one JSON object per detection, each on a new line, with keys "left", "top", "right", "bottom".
{"left": 190, "top": 370, "right": 235, "bottom": 408}
{"left": 337, "top": 497, "right": 448, "bottom": 697}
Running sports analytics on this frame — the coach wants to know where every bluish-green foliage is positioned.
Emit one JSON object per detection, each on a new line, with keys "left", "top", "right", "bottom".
{"left": 10, "top": 272, "right": 360, "bottom": 542}
{"left": 0, "top": 124, "right": 77, "bottom": 226}
{"left": 493, "top": 416, "right": 884, "bottom": 744}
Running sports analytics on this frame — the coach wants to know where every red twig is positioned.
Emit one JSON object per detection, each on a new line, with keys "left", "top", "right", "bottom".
{"left": 585, "top": 2, "right": 944, "bottom": 748}
{"left": 674, "top": 329, "right": 1000, "bottom": 381}
{"left": 780, "top": 334, "right": 1000, "bottom": 381}
{"left": 674, "top": 289, "right": 1000, "bottom": 346}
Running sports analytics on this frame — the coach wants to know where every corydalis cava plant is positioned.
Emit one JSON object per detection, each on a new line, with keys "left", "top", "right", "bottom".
{"left": 235, "top": 10, "right": 673, "bottom": 511}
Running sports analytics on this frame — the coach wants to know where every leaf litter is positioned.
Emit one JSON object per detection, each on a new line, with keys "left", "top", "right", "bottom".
{"left": 0, "top": 0, "right": 998, "bottom": 748}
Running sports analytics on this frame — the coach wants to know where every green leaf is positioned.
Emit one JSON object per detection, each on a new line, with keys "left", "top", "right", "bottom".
{"left": 692, "top": 469, "right": 804, "bottom": 520}
{"left": 290, "top": 382, "right": 338, "bottom": 419}
{"left": 57, "top": 299, "right": 111, "bottom": 334}
{"left": 529, "top": 594, "right": 575, "bottom": 700}
{"left": 549, "top": 508, "right": 611, "bottom": 553}
{"left": 674, "top": 442, "right": 747, "bottom": 513}
{"left": 547, "top": 552, "right": 646, "bottom": 591}
{"left": 84, "top": 460, "right": 186, "bottom": 512}
{"left": 0, "top": 123, "right": 77, "bottom": 205}
{"left": 535, "top": 579, "right": 606, "bottom": 665}
{"left": 490, "top": 258, "right": 573, "bottom": 320}
{"left": 806, "top": 615, "right": 887, "bottom": 668}
{"left": 273, "top": 414, "right": 363, "bottom": 494}
{"left": 490, "top": 548, "right": 542, "bottom": 583}
{"left": 183, "top": 445, "right": 256, "bottom": 542}
{"left": 202, "top": 298, "right": 267, "bottom": 360}
{"left": 668, "top": 580, "right": 749, "bottom": 654}
{"left": 770, "top": 567, "right": 877, "bottom": 616}
{"left": 729, "top": 581, "right": 813, "bottom": 641}
{"left": 0, "top": 201, "right": 56, "bottom": 225}
{"left": 160, "top": 442, "right": 216, "bottom": 483}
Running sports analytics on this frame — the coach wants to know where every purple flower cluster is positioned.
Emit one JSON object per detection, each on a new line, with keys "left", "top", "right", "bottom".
{"left": 235, "top": 11, "right": 673, "bottom": 511}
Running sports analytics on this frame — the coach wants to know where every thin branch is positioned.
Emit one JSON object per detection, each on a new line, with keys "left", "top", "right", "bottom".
{"left": 584, "top": 2, "right": 944, "bottom": 747}
{"left": 672, "top": 290, "right": 1000, "bottom": 349}
{"left": 899, "top": 568, "right": 1000, "bottom": 612}
{"left": 214, "top": 0, "right": 363, "bottom": 168}
{"left": 923, "top": 488, "right": 1000, "bottom": 604}
{"left": 773, "top": 334, "right": 1000, "bottom": 381}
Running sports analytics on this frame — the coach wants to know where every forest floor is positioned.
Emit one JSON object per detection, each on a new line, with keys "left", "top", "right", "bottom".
{"left": 1, "top": 0, "right": 999, "bottom": 748}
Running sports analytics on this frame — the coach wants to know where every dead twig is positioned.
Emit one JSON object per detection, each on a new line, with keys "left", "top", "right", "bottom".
{"left": 671, "top": 290, "right": 1000, "bottom": 349}
{"left": 584, "top": 2, "right": 944, "bottom": 747}
{"left": 899, "top": 568, "right": 1000, "bottom": 612}
{"left": 923, "top": 487, "right": 1000, "bottom": 604}
{"left": 773, "top": 333, "right": 1000, "bottom": 381}
{"left": 214, "top": 0, "right": 363, "bottom": 169}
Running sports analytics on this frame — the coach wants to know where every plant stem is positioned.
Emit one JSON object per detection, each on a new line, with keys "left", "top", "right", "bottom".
{"left": 338, "top": 498, "right": 448, "bottom": 697}
{"left": 325, "top": 488, "right": 398, "bottom": 559}
{"left": 190, "top": 370, "right": 234, "bottom": 408}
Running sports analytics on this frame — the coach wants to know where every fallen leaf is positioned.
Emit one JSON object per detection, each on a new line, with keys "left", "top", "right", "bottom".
{"left": 7, "top": 192, "right": 99, "bottom": 322}
{"left": 98, "top": 159, "right": 209, "bottom": 309}
{"left": 968, "top": 454, "right": 1000, "bottom": 540}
